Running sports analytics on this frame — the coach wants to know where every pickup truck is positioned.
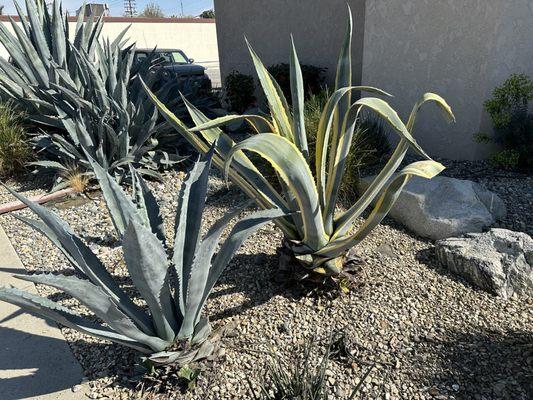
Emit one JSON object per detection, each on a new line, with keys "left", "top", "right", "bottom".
{"left": 134, "top": 48, "right": 212, "bottom": 90}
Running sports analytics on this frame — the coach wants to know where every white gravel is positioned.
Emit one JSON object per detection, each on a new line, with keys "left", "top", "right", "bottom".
{"left": 0, "top": 164, "right": 531, "bottom": 400}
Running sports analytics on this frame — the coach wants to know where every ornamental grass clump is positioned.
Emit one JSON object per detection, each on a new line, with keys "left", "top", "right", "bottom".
{"left": 0, "top": 102, "right": 32, "bottom": 176}
{"left": 143, "top": 6, "right": 455, "bottom": 279}
{"left": 0, "top": 147, "right": 283, "bottom": 365}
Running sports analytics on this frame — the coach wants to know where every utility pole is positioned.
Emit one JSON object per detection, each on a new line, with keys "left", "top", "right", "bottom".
{"left": 124, "top": 0, "right": 137, "bottom": 17}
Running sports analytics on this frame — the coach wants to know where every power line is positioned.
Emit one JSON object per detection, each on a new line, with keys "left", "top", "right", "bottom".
{"left": 124, "top": 0, "right": 137, "bottom": 17}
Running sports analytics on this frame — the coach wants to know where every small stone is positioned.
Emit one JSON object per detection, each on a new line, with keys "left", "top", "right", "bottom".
{"left": 428, "top": 386, "right": 440, "bottom": 396}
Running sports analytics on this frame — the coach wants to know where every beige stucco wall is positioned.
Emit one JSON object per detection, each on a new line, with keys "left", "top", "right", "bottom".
{"left": 213, "top": 0, "right": 366, "bottom": 87}
{"left": 361, "top": 0, "right": 533, "bottom": 160}
{"left": 214, "top": 0, "right": 533, "bottom": 160}
{"left": 0, "top": 19, "right": 221, "bottom": 86}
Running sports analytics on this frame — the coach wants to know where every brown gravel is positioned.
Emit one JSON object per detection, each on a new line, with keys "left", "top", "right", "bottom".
{"left": 0, "top": 165, "right": 531, "bottom": 400}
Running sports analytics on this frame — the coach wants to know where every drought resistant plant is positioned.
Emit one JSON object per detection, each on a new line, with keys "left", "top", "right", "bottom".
{"left": 0, "top": 0, "right": 182, "bottom": 180}
{"left": 143, "top": 7, "right": 455, "bottom": 277}
{"left": 0, "top": 148, "right": 283, "bottom": 365}
{"left": 481, "top": 73, "right": 533, "bottom": 169}
{"left": 249, "top": 333, "right": 373, "bottom": 400}
{"left": 0, "top": 102, "right": 32, "bottom": 176}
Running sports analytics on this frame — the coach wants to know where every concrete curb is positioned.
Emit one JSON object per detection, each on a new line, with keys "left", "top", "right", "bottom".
{"left": 0, "top": 223, "right": 88, "bottom": 399}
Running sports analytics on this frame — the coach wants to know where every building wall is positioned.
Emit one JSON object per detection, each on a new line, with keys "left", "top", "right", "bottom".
{"left": 361, "top": 0, "right": 533, "bottom": 160}
{"left": 214, "top": 0, "right": 533, "bottom": 160}
{"left": 0, "top": 17, "right": 221, "bottom": 87}
{"left": 213, "top": 0, "right": 366, "bottom": 87}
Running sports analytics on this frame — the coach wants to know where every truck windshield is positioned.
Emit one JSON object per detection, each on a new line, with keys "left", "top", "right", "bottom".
{"left": 171, "top": 51, "right": 189, "bottom": 64}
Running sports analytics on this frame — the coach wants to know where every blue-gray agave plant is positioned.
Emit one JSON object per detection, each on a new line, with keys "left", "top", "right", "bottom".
{"left": 0, "top": 148, "right": 283, "bottom": 365}
{"left": 0, "top": 0, "right": 183, "bottom": 180}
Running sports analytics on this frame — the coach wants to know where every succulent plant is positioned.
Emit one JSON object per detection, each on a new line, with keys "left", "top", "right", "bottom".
{"left": 0, "top": 0, "right": 183, "bottom": 181}
{"left": 0, "top": 147, "right": 284, "bottom": 365}
{"left": 143, "top": 7, "right": 455, "bottom": 279}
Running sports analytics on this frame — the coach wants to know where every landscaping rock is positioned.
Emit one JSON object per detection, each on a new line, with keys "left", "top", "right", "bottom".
{"left": 436, "top": 229, "right": 533, "bottom": 299}
{"left": 358, "top": 176, "right": 506, "bottom": 240}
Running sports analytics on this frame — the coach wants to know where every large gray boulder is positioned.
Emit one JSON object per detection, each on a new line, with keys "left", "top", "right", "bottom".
{"left": 358, "top": 176, "right": 506, "bottom": 240}
{"left": 435, "top": 229, "right": 533, "bottom": 299}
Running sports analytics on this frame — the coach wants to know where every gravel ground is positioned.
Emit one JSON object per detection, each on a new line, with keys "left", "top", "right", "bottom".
{"left": 0, "top": 163, "right": 532, "bottom": 400}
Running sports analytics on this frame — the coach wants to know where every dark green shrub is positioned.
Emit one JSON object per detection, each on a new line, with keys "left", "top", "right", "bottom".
{"left": 224, "top": 71, "right": 256, "bottom": 113}
{"left": 483, "top": 73, "right": 533, "bottom": 169}
{"left": 0, "top": 102, "right": 32, "bottom": 176}
{"left": 268, "top": 63, "right": 326, "bottom": 103}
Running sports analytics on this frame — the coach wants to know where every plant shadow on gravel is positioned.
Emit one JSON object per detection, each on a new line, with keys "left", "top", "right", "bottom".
{"left": 415, "top": 247, "right": 483, "bottom": 291}
{"left": 208, "top": 252, "right": 368, "bottom": 323}
{"left": 208, "top": 252, "right": 304, "bottom": 322}
{"left": 410, "top": 329, "right": 533, "bottom": 400}
{"left": 2, "top": 169, "right": 56, "bottom": 191}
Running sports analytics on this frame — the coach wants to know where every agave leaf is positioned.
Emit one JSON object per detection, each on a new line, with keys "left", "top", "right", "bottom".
{"left": 320, "top": 161, "right": 445, "bottom": 257}
{"left": 245, "top": 38, "right": 293, "bottom": 141}
{"left": 110, "top": 25, "right": 131, "bottom": 49}
{"left": 407, "top": 92, "right": 455, "bottom": 131}
{"left": 190, "top": 114, "right": 276, "bottom": 133}
{"left": 181, "top": 95, "right": 289, "bottom": 212}
{"left": 5, "top": 187, "right": 155, "bottom": 335}
{"left": 289, "top": 35, "right": 308, "bottom": 158}
{"left": 333, "top": 94, "right": 455, "bottom": 238}
{"left": 328, "top": 5, "right": 353, "bottom": 193}
{"left": 0, "top": 286, "right": 153, "bottom": 354}
{"left": 0, "top": 51, "right": 34, "bottom": 92}
{"left": 199, "top": 208, "right": 288, "bottom": 319}
{"left": 0, "top": 18, "right": 38, "bottom": 83}
{"left": 147, "top": 339, "right": 214, "bottom": 366}
{"left": 8, "top": 16, "right": 49, "bottom": 87}
{"left": 354, "top": 97, "right": 430, "bottom": 159}
{"left": 24, "top": 0, "right": 51, "bottom": 68}
{"left": 224, "top": 133, "right": 327, "bottom": 251}
{"left": 18, "top": 272, "right": 168, "bottom": 350}
{"left": 86, "top": 154, "right": 141, "bottom": 237}
{"left": 322, "top": 105, "right": 358, "bottom": 234}
{"left": 173, "top": 147, "right": 213, "bottom": 316}
{"left": 51, "top": 0, "right": 67, "bottom": 67}
{"left": 130, "top": 166, "right": 166, "bottom": 244}
{"left": 178, "top": 201, "right": 251, "bottom": 338}
{"left": 191, "top": 316, "right": 211, "bottom": 345}
{"left": 13, "top": 2, "right": 32, "bottom": 38}
{"left": 123, "top": 221, "right": 178, "bottom": 342}
{"left": 135, "top": 168, "right": 165, "bottom": 181}
{"left": 28, "top": 160, "right": 69, "bottom": 171}
{"left": 315, "top": 86, "right": 391, "bottom": 209}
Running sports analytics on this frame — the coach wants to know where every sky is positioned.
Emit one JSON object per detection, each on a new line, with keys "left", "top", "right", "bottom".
{"left": 1, "top": 0, "right": 214, "bottom": 17}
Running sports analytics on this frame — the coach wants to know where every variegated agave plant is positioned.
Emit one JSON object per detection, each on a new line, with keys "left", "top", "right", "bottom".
{"left": 0, "top": 148, "right": 283, "bottom": 365}
{"left": 143, "top": 7, "right": 455, "bottom": 278}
